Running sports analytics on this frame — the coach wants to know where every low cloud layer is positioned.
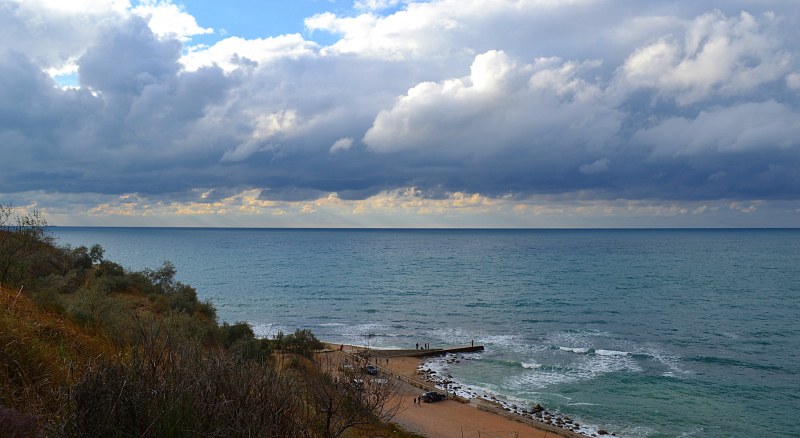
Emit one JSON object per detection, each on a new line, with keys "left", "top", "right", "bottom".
{"left": 1, "top": 0, "right": 799, "bottom": 226}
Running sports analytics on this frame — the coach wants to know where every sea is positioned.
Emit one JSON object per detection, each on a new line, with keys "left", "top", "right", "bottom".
{"left": 50, "top": 228, "right": 800, "bottom": 438}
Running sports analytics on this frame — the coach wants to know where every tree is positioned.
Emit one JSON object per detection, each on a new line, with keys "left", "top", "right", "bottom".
{"left": 144, "top": 261, "right": 177, "bottom": 293}
{"left": 299, "top": 351, "right": 402, "bottom": 438}
{"left": 89, "top": 244, "right": 104, "bottom": 264}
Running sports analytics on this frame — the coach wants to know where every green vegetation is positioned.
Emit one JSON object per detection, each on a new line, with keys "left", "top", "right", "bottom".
{"left": 0, "top": 204, "right": 403, "bottom": 437}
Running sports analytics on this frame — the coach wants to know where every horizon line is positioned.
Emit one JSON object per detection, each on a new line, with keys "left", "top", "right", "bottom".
{"left": 46, "top": 225, "right": 800, "bottom": 230}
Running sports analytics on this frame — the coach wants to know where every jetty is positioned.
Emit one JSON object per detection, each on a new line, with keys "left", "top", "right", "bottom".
{"left": 365, "top": 344, "right": 484, "bottom": 358}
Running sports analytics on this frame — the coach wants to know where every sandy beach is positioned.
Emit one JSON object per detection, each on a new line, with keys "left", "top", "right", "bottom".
{"left": 333, "top": 345, "right": 585, "bottom": 438}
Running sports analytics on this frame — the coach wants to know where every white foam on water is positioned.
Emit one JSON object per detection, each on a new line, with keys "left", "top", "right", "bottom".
{"left": 559, "top": 346, "right": 591, "bottom": 354}
{"left": 251, "top": 322, "right": 292, "bottom": 339}
{"left": 521, "top": 361, "right": 541, "bottom": 369}
{"left": 595, "top": 349, "right": 630, "bottom": 357}
{"left": 585, "top": 352, "right": 642, "bottom": 374}
{"left": 318, "top": 322, "right": 345, "bottom": 327}
{"left": 505, "top": 367, "right": 586, "bottom": 389}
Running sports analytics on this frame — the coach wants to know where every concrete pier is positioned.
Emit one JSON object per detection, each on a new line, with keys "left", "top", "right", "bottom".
{"left": 367, "top": 345, "right": 484, "bottom": 358}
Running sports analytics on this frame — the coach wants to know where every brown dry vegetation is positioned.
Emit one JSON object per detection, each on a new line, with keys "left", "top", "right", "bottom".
{"left": 0, "top": 285, "right": 115, "bottom": 436}
{"left": 0, "top": 204, "right": 413, "bottom": 437}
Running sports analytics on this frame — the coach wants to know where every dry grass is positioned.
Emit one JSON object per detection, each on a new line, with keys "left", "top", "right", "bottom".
{"left": 0, "top": 285, "right": 116, "bottom": 432}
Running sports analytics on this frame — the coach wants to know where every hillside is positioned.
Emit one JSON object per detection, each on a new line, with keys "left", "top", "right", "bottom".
{"left": 0, "top": 208, "right": 413, "bottom": 437}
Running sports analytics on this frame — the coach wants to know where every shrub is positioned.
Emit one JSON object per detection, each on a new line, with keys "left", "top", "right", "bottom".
{"left": 219, "top": 322, "right": 273, "bottom": 362}
{"left": 66, "top": 325, "right": 304, "bottom": 437}
{"left": 277, "top": 329, "right": 324, "bottom": 358}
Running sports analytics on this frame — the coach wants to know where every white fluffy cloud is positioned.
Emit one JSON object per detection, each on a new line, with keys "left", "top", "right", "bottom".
{"left": 363, "top": 51, "right": 621, "bottom": 157}
{"left": 181, "top": 35, "right": 319, "bottom": 72}
{"left": 620, "top": 10, "right": 791, "bottom": 104}
{"left": 132, "top": 1, "right": 212, "bottom": 42}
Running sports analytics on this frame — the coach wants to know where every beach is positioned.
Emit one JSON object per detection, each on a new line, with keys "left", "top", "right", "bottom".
{"left": 335, "top": 345, "right": 586, "bottom": 438}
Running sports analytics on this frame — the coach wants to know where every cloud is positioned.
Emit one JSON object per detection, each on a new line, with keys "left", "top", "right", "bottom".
{"left": 181, "top": 34, "right": 319, "bottom": 73}
{"left": 787, "top": 73, "right": 800, "bottom": 91}
{"left": 636, "top": 101, "right": 800, "bottom": 157}
{"left": 580, "top": 159, "right": 610, "bottom": 175}
{"left": 363, "top": 50, "right": 621, "bottom": 164}
{"left": 132, "top": 1, "right": 213, "bottom": 42}
{"left": 619, "top": 10, "right": 791, "bottom": 105}
{"left": 0, "top": 0, "right": 127, "bottom": 74}
{"left": 2, "top": 0, "right": 800, "bottom": 226}
{"left": 330, "top": 137, "right": 354, "bottom": 153}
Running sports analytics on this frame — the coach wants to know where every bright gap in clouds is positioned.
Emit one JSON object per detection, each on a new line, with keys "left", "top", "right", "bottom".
{"left": 53, "top": 73, "right": 79, "bottom": 88}
{"left": 180, "top": 0, "right": 356, "bottom": 47}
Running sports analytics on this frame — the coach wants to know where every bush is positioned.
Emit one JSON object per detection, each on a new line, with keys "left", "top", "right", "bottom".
{"left": 276, "top": 329, "right": 324, "bottom": 358}
{"left": 66, "top": 325, "right": 304, "bottom": 437}
{"left": 219, "top": 322, "right": 272, "bottom": 362}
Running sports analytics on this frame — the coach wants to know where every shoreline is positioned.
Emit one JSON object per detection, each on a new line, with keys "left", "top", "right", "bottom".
{"left": 327, "top": 343, "right": 600, "bottom": 438}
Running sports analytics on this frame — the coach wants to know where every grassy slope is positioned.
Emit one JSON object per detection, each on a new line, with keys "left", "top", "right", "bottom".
{"left": 0, "top": 285, "right": 115, "bottom": 434}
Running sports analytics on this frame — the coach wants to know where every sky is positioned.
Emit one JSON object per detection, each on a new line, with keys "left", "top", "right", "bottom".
{"left": 1, "top": 0, "right": 799, "bottom": 228}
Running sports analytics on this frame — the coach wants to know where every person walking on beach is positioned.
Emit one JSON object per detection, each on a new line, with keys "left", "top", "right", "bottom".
{"left": 416, "top": 342, "right": 419, "bottom": 350}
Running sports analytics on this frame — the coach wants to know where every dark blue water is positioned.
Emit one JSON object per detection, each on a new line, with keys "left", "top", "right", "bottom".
{"left": 50, "top": 228, "right": 800, "bottom": 437}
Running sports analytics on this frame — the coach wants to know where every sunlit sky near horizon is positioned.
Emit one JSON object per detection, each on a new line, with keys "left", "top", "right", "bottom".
{"left": 1, "top": 0, "right": 799, "bottom": 227}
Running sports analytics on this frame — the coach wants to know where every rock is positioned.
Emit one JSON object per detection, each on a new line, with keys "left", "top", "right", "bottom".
{"left": 598, "top": 430, "right": 609, "bottom": 435}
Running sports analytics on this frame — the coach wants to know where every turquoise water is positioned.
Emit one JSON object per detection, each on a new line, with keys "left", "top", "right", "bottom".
{"left": 51, "top": 228, "right": 800, "bottom": 437}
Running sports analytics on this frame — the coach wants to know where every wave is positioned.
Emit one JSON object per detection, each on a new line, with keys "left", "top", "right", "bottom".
{"left": 557, "top": 347, "right": 631, "bottom": 357}
{"left": 559, "top": 346, "right": 592, "bottom": 354}
{"left": 596, "top": 349, "right": 631, "bottom": 357}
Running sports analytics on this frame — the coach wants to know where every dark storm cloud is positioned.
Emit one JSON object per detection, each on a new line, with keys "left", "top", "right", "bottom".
{"left": 1, "top": 16, "right": 237, "bottom": 196}
{"left": 1, "top": 0, "right": 799, "bottom": 213}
